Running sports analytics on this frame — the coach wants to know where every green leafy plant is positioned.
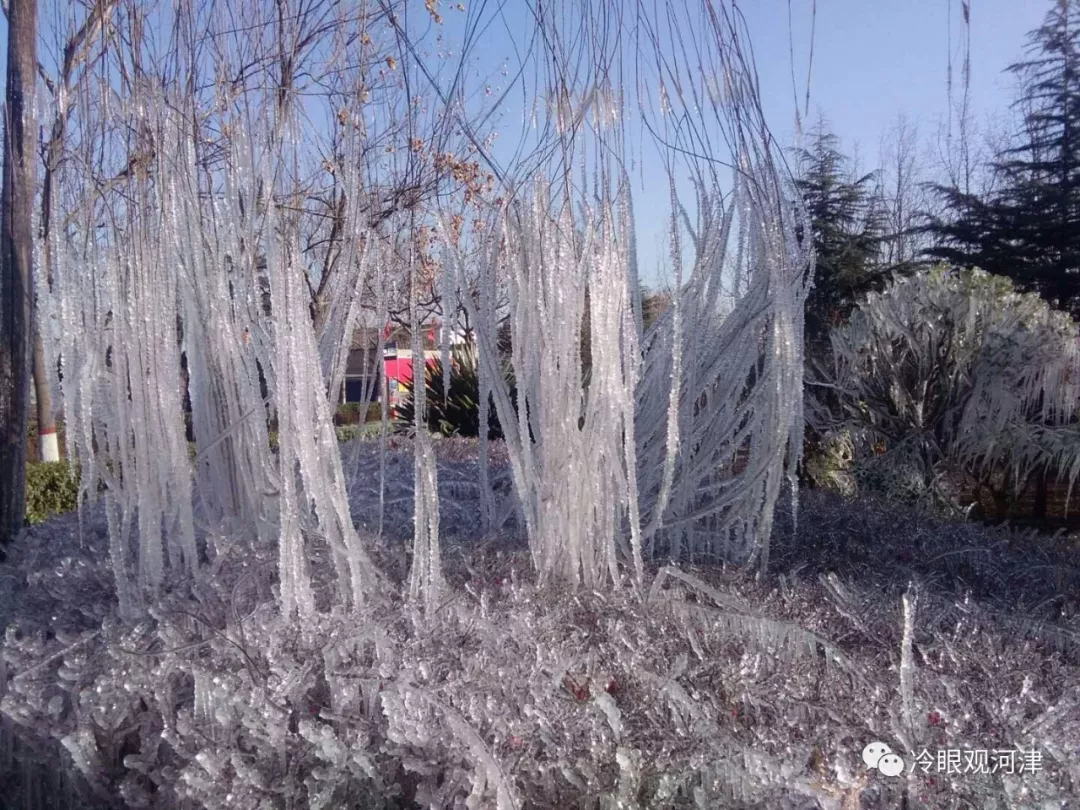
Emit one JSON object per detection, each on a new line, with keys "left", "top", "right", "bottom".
{"left": 396, "top": 343, "right": 517, "bottom": 439}
{"left": 802, "top": 431, "right": 857, "bottom": 496}
{"left": 335, "top": 401, "right": 382, "bottom": 427}
{"left": 25, "top": 462, "right": 80, "bottom": 525}
{"left": 335, "top": 425, "right": 361, "bottom": 443}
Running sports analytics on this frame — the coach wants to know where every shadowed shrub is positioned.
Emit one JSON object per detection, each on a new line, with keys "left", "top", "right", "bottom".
{"left": 809, "top": 266, "right": 1080, "bottom": 517}
{"left": 396, "top": 343, "right": 517, "bottom": 440}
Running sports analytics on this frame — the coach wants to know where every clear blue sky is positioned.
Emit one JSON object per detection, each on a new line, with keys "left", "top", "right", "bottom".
{"left": 427, "top": 0, "right": 1054, "bottom": 285}
{"left": 637, "top": 0, "right": 1052, "bottom": 284}
{"left": 743, "top": 0, "right": 1048, "bottom": 158}
{"left": 1, "top": 0, "right": 1051, "bottom": 154}
{"left": 0, "top": 0, "right": 1056, "bottom": 285}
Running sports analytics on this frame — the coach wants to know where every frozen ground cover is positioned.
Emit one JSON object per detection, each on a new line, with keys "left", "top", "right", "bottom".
{"left": 0, "top": 438, "right": 1078, "bottom": 809}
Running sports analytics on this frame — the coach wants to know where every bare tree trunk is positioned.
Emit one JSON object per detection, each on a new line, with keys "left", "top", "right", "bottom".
{"left": 994, "top": 466, "right": 1013, "bottom": 522}
{"left": 32, "top": 326, "right": 58, "bottom": 461}
{"left": 0, "top": 0, "right": 38, "bottom": 543}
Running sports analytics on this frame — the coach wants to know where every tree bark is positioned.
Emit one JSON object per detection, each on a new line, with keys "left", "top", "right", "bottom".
{"left": 0, "top": 0, "right": 39, "bottom": 543}
{"left": 32, "top": 325, "right": 58, "bottom": 461}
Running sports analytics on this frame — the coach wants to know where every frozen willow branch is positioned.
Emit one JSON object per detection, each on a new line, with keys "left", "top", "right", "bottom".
{"left": 402, "top": 0, "right": 813, "bottom": 581}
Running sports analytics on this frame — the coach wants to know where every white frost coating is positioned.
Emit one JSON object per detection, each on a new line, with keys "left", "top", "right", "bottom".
{"left": 640, "top": 180, "right": 686, "bottom": 549}
{"left": 51, "top": 99, "right": 385, "bottom": 620}
{"left": 438, "top": 256, "right": 456, "bottom": 405}
{"left": 439, "top": 152, "right": 809, "bottom": 583}
{"left": 167, "top": 121, "right": 272, "bottom": 559}
{"left": 266, "top": 216, "right": 319, "bottom": 621}
{"left": 53, "top": 99, "right": 199, "bottom": 613}
{"left": 409, "top": 438, "right": 444, "bottom": 616}
{"left": 900, "top": 582, "right": 918, "bottom": 742}
{"left": 813, "top": 267, "right": 1080, "bottom": 514}
{"left": 38, "top": 432, "right": 60, "bottom": 463}
{"left": 269, "top": 204, "right": 384, "bottom": 616}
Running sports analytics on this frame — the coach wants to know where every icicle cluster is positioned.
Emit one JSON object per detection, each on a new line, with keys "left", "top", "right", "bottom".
{"left": 441, "top": 182, "right": 647, "bottom": 588}
{"left": 52, "top": 102, "right": 383, "bottom": 619}
{"left": 52, "top": 100, "right": 199, "bottom": 618}
{"left": 634, "top": 170, "right": 811, "bottom": 569}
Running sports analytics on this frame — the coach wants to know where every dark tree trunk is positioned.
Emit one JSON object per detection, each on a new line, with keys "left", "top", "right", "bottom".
{"left": 993, "top": 466, "right": 1013, "bottom": 522}
{"left": 0, "top": 0, "right": 38, "bottom": 543}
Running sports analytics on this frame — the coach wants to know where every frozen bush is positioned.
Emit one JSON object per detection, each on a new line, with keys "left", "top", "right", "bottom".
{"left": 2, "top": 487, "right": 1078, "bottom": 809}
{"left": 809, "top": 266, "right": 1080, "bottom": 514}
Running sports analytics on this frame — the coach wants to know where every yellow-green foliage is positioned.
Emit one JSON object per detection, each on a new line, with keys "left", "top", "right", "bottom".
{"left": 25, "top": 462, "right": 80, "bottom": 525}
{"left": 803, "top": 432, "right": 856, "bottom": 496}
{"left": 335, "top": 425, "right": 360, "bottom": 443}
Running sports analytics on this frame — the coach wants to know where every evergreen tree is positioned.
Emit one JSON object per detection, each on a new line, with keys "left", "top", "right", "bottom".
{"left": 794, "top": 122, "right": 887, "bottom": 350}
{"left": 926, "top": 0, "right": 1080, "bottom": 316}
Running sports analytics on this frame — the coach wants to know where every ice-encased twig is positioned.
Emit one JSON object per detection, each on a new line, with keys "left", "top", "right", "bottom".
{"left": 634, "top": 163, "right": 809, "bottom": 570}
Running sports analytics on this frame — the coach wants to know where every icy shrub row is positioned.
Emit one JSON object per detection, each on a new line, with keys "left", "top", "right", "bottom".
{"left": 2, "top": 516, "right": 1078, "bottom": 809}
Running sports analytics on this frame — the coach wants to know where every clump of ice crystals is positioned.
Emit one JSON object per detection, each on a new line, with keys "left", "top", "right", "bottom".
{"left": 4, "top": 537, "right": 1078, "bottom": 809}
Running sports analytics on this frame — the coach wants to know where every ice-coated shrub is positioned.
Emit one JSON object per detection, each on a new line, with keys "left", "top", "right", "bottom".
{"left": 3, "top": 498, "right": 1078, "bottom": 810}
{"left": 809, "top": 265, "right": 1080, "bottom": 513}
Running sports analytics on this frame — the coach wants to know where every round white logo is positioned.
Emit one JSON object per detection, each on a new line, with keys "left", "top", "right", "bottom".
{"left": 862, "top": 741, "right": 904, "bottom": 777}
